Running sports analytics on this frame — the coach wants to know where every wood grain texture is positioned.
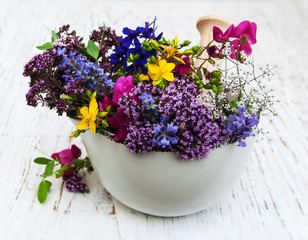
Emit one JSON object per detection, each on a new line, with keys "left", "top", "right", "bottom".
{"left": 0, "top": 0, "right": 307, "bottom": 239}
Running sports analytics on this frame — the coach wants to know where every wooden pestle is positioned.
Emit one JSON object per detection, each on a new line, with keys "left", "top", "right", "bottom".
{"left": 195, "top": 15, "right": 232, "bottom": 71}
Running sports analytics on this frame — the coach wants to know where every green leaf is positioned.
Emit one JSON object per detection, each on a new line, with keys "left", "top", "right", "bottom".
{"left": 45, "top": 180, "right": 52, "bottom": 191}
{"left": 36, "top": 42, "right": 53, "bottom": 50}
{"left": 44, "top": 160, "right": 55, "bottom": 177}
{"left": 212, "top": 71, "right": 221, "bottom": 80}
{"left": 196, "top": 69, "right": 202, "bottom": 79}
{"left": 34, "top": 157, "right": 51, "bottom": 165}
{"left": 116, "top": 71, "right": 125, "bottom": 77}
{"left": 202, "top": 68, "right": 208, "bottom": 77}
{"left": 101, "top": 119, "right": 109, "bottom": 128}
{"left": 76, "top": 46, "right": 93, "bottom": 59}
{"left": 37, "top": 180, "right": 52, "bottom": 204}
{"left": 73, "top": 159, "right": 84, "bottom": 168}
{"left": 61, "top": 94, "right": 74, "bottom": 101}
{"left": 212, "top": 85, "right": 218, "bottom": 93}
{"left": 230, "top": 100, "right": 238, "bottom": 108}
{"left": 191, "top": 45, "right": 200, "bottom": 53}
{"left": 51, "top": 30, "right": 59, "bottom": 42}
{"left": 70, "top": 130, "right": 81, "bottom": 138}
{"left": 208, "top": 58, "right": 216, "bottom": 65}
{"left": 86, "top": 89, "right": 92, "bottom": 98}
{"left": 87, "top": 40, "right": 99, "bottom": 59}
{"left": 55, "top": 164, "right": 69, "bottom": 178}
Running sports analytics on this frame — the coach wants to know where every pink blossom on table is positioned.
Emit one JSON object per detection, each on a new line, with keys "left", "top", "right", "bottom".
{"left": 106, "top": 108, "right": 130, "bottom": 141}
{"left": 174, "top": 56, "right": 192, "bottom": 76}
{"left": 213, "top": 24, "right": 234, "bottom": 43}
{"left": 230, "top": 20, "right": 257, "bottom": 45}
{"left": 112, "top": 76, "right": 134, "bottom": 104}
{"left": 51, "top": 144, "right": 82, "bottom": 180}
{"left": 51, "top": 144, "right": 81, "bottom": 164}
{"left": 99, "top": 94, "right": 116, "bottom": 112}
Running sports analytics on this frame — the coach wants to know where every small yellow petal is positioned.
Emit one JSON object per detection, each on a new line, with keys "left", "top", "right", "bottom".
{"left": 159, "top": 59, "right": 167, "bottom": 68}
{"left": 174, "top": 56, "right": 185, "bottom": 65}
{"left": 148, "top": 64, "right": 160, "bottom": 80}
{"left": 163, "top": 72, "right": 175, "bottom": 82}
{"left": 106, "top": 105, "right": 112, "bottom": 112}
{"left": 153, "top": 78, "right": 163, "bottom": 86}
{"left": 159, "top": 45, "right": 168, "bottom": 50}
{"left": 89, "top": 120, "right": 96, "bottom": 135}
{"left": 184, "top": 49, "right": 194, "bottom": 55}
{"left": 165, "top": 62, "right": 176, "bottom": 72}
{"left": 91, "top": 108, "right": 99, "bottom": 121}
{"left": 99, "top": 111, "right": 108, "bottom": 118}
{"left": 148, "top": 64, "right": 160, "bottom": 74}
{"left": 173, "top": 36, "right": 178, "bottom": 46}
{"left": 76, "top": 119, "right": 89, "bottom": 130}
{"left": 79, "top": 107, "right": 89, "bottom": 118}
{"left": 139, "top": 74, "right": 150, "bottom": 81}
{"left": 89, "top": 97, "right": 98, "bottom": 115}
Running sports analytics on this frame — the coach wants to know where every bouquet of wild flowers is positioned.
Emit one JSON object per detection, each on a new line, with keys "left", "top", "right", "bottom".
{"left": 24, "top": 18, "right": 277, "bottom": 164}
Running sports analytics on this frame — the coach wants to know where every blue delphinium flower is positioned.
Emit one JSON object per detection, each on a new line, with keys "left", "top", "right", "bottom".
{"left": 140, "top": 91, "right": 156, "bottom": 105}
{"left": 110, "top": 18, "right": 163, "bottom": 75}
{"left": 226, "top": 107, "right": 259, "bottom": 147}
{"left": 152, "top": 118, "right": 179, "bottom": 148}
{"left": 56, "top": 48, "right": 114, "bottom": 95}
{"left": 140, "top": 91, "right": 159, "bottom": 123}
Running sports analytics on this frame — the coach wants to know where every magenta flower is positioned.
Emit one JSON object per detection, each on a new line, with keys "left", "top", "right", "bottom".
{"left": 51, "top": 144, "right": 81, "bottom": 164}
{"left": 174, "top": 56, "right": 192, "bottom": 76}
{"left": 51, "top": 144, "right": 82, "bottom": 180}
{"left": 213, "top": 24, "right": 234, "bottom": 43}
{"left": 99, "top": 94, "right": 116, "bottom": 112}
{"left": 230, "top": 20, "right": 257, "bottom": 45}
{"left": 112, "top": 76, "right": 134, "bottom": 104}
{"left": 107, "top": 108, "right": 130, "bottom": 141}
{"left": 229, "top": 39, "right": 252, "bottom": 59}
{"left": 207, "top": 45, "right": 220, "bottom": 58}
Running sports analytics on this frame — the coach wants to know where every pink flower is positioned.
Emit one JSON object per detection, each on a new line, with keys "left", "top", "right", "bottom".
{"left": 207, "top": 45, "right": 221, "bottom": 58}
{"left": 213, "top": 24, "right": 234, "bottom": 43}
{"left": 174, "top": 56, "right": 192, "bottom": 76}
{"left": 106, "top": 108, "right": 130, "bottom": 141}
{"left": 229, "top": 39, "right": 252, "bottom": 60}
{"left": 51, "top": 144, "right": 82, "bottom": 180}
{"left": 52, "top": 144, "right": 81, "bottom": 164}
{"left": 230, "top": 20, "right": 257, "bottom": 45}
{"left": 99, "top": 94, "right": 116, "bottom": 112}
{"left": 112, "top": 76, "right": 134, "bottom": 104}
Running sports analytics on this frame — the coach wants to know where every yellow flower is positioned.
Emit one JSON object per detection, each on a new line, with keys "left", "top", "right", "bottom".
{"left": 148, "top": 59, "right": 175, "bottom": 86}
{"left": 160, "top": 36, "right": 185, "bottom": 64}
{"left": 76, "top": 96, "right": 99, "bottom": 135}
{"left": 139, "top": 74, "right": 150, "bottom": 81}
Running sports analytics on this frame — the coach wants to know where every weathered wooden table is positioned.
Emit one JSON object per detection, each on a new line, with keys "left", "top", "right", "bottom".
{"left": 1, "top": 0, "right": 307, "bottom": 239}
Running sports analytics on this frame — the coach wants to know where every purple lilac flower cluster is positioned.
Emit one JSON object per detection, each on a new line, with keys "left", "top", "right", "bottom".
{"left": 89, "top": 25, "right": 122, "bottom": 78}
{"left": 55, "top": 25, "right": 86, "bottom": 53}
{"left": 159, "top": 77, "right": 227, "bottom": 160}
{"left": 23, "top": 49, "right": 68, "bottom": 115}
{"left": 119, "top": 82, "right": 162, "bottom": 153}
{"left": 119, "top": 77, "right": 226, "bottom": 160}
{"left": 66, "top": 174, "right": 87, "bottom": 193}
{"left": 226, "top": 107, "right": 259, "bottom": 147}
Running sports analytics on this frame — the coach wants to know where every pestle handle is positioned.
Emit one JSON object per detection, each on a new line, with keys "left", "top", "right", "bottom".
{"left": 195, "top": 15, "right": 232, "bottom": 69}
